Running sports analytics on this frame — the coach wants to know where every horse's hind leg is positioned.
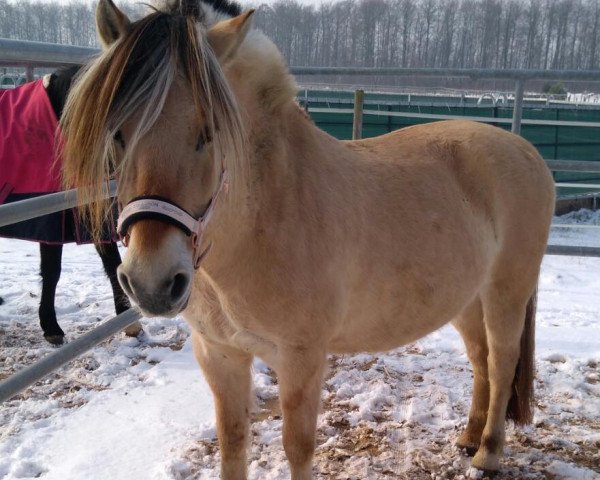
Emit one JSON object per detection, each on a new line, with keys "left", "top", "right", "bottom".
{"left": 451, "top": 297, "right": 489, "bottom": 455}
{"left": 95, "top": 242, "right": 142, "bottom": 337}
{"left": 39, "top": 243, "right": 65, "bottom": 344}
{"left": 472, "top": 281, "right": 536, "bottom": 471}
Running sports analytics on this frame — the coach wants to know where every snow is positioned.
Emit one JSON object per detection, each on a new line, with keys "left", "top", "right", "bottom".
{"left": 1, "top": 211, "right": 600, "bottom": 479}
{"left": 2, "top": 341, "right": 215, "bottom": 480}
{"left": 567, "top": 93, "right": 600, "bottom": 105}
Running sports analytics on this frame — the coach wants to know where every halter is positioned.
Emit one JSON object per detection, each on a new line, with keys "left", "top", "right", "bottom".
{"left": 116, "top": 169, "right": 228, "bottom": 269}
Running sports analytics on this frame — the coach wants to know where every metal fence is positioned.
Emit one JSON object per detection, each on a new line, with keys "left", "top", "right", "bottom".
{"left": 2, "top": 38, "right": 600, "bottom": 403}
{"left": 0, "top": 185, "right": 141, "bottom": 403}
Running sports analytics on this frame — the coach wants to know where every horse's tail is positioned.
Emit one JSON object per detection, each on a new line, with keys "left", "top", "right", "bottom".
{"left": 506, "top": 287, "right": 536, "bottom": 425}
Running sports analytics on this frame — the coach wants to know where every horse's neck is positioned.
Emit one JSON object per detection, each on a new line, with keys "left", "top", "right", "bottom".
{"left": 205, "top": 98, "right": 333, "bottom": 272}
{"left": 203, "top": 36, "right": 358, "bottom": 276}
{"left": 248, "top": 101, "right": 334, "bottom": 205}
{"left": 222, "top": 97, "right": 347, "bottom": 241}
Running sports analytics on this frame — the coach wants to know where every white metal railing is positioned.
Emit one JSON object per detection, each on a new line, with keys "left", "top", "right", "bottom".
{"left": 0, "top": 181, "right": 116, "bottom": 228}
{"left": 309, "top": 107, "right": 600, "bottom": 129}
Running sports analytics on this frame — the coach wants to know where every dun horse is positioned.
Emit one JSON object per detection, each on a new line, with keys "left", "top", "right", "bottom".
{"left": 61, "top": 0, "right": 555, "bottom": 476}
{"left": 0, "top": 66, "right": 142, "bottom": 344}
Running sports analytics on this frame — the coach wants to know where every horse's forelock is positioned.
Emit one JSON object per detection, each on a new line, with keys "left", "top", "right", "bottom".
{"left": 61, "top": 7, "right": 245, "bottom": 240}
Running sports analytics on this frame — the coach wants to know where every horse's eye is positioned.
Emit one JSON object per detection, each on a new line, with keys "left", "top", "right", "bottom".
{"left": 114, "top": 130, "right": 126, "bottom": 149}
{"left": 196, "top": 129, "right": 213, "bottom": 153}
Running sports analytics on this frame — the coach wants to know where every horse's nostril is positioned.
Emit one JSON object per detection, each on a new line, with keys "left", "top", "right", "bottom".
{"left": 118, "top": 271, "right": 133, "bottom": 298}
{"left": 170, "top": 273, "right": 189, "bottom": 301}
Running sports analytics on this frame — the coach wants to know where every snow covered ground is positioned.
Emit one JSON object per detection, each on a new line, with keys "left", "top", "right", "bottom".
{"left": 1, "top": 213, "right": 599, "bottom": 480}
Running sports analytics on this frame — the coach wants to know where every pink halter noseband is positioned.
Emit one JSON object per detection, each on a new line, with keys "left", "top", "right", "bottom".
{"left": 117, "top": 169, "right": 228, "bottom": 269}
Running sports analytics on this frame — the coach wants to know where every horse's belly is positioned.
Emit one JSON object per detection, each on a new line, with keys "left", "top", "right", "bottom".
{"left": 329, "top": 308, "right": 454, "bottom": 353}
{"left": 328, "top": 236, "right": 490, "bottom": 354}
{"left": 328, "top": 288, "right": 476, "bottom": 353}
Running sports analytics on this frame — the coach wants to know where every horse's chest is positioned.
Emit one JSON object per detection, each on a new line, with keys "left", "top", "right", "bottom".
{"left": 185, "top": 288, "right": 280, "bottom": 366}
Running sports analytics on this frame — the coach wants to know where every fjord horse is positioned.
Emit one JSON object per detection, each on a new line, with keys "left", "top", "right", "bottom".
{"left": 61, "top": 0, "right": 555, "bottom": 476}
{"left": 0, "top": 66, "right": 142, "bottom": 344}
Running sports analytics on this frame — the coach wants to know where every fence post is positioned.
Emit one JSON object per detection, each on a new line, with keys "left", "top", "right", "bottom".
{"left": 25, "top": 64, "right": 34, "bottom": 82}
{"left": 352, "top": 89, "right": 364, "bottom": 140}
{"left": 511, "top": 79, "right": 525, "bottom": 134}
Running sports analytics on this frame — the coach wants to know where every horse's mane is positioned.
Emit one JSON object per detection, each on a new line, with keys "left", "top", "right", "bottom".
{"left": 156, "top": 0, "right": 241, "bottom": 19}
{"left": 194, "top": 0, "right": 241, "bottom": 17}
{"left": 60, "top": 0, "right": 245, "bottom": 236}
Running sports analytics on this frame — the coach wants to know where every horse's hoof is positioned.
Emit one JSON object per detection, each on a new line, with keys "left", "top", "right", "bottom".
{"left": 44, "top": 334, "right": 65, "bottom": 346}
{"left": 124, "top": 321, "right": 143, "bottom": 337}
{"left": 471, "top": 449, "right": 500, "bottom": 472}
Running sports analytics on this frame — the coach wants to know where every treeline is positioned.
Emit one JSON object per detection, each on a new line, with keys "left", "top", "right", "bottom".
{"left": 1, "top": 0, "right": 599, "bottom": 71}
{"left": 253, "top": 0, "right": 600, "bottom": 70}
{"left": 0, "top": 0, "right": 144, "bottom": 46}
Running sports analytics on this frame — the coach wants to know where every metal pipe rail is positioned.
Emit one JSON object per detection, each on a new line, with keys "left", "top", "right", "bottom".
{"left": 546, "top": 160, "right": 600, "bottom": 173}
{"left": 546, "top": 245, "right": 600, "bottom": 257}
{"left": 555, "top": 183, "right": 600, "bottom": 189}
{"left": 0, "top": 181, "right": 116, "bottom": 228}
{"left": 552, "top": 224, "right": 600, "bottom": 228}
{"left": 308, "top": 106, "right": 600, "bottom": 129}
{"left": 0, "top": 309, "right": 142, "bottom": 403}
{"left": 292, "top": 67, "right": 600, "bottom": 81}
{"left": 0, "top": 38, "right": 98, "bottom": 67}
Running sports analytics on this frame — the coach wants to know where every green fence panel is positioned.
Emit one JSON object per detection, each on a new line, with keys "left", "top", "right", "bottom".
{"left": 305, "top": 89, "right": 600, "bottom": 195}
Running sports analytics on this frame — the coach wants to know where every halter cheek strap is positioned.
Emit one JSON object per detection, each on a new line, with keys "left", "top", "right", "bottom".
{"left": 116, "top": 170, "right": 228, "bottom": 269}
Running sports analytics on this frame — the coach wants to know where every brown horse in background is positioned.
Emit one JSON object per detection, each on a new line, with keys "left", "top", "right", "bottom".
{"left": 60, "top": 0, "right": 555, "bottom": 477}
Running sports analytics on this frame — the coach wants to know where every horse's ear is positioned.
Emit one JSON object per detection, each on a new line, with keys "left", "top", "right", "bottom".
{"left": 207, "top": 10, "right": 255, "bottom": 63}
{"left": 96, "top": 0, "right": 131, "bottom": 48}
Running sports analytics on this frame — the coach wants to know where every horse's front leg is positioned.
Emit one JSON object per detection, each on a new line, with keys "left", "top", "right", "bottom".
{"left": 277, "top": 346, "right": 326, "bottom": 480}
{"left": 39, "top": 243, "right": 65, "bottom": 344}
{"left": 192, "top": 332, "right": 252, "bottom": 480}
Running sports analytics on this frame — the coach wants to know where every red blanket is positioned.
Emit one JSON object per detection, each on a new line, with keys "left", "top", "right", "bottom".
{"left": 0, "top": 80, "right": 115, "bottom": 244}
{"left": 0, "top": 80, "right": 61, "bottom": 197}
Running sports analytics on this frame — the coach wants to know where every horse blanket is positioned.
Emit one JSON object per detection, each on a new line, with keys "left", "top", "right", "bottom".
{"left": 0, "top": 80, "right": 115, "bottom": 244}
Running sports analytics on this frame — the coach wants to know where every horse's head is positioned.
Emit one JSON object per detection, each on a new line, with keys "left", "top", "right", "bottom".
{"left": 61, "top": 0, "right": 257, "bottom": 317}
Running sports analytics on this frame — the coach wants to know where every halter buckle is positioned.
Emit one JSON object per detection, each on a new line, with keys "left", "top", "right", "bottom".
{"left": 193, "top": 242, "right": 212, "bottom": 269}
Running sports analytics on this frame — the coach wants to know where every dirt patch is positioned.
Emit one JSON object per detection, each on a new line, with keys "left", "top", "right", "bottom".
{"left": 171, "top": 348, "right": 600, "bottom": 479}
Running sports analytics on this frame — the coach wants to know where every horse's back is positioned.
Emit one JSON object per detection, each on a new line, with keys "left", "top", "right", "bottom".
{"left": 350, "top": 120, "right": 555, "bottom": 235}
{"left": 352, "top": 120, "right": 550, "bottom": 184}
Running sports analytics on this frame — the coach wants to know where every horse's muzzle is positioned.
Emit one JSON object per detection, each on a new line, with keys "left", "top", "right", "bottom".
{"left": 117, "top": 266, "right": 191, "bottom": 317}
